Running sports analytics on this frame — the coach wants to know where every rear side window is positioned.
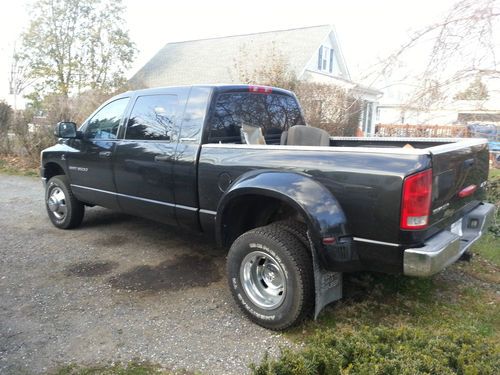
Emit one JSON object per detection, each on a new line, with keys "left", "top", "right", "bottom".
{"left": 208, "top": 92, "right": 304, "bottom": 143}
{"left": 125, "top": 94, "right": 178, "bottom": 141}
{"left": 85, "top": 98, "right": 129, "bottom": 140}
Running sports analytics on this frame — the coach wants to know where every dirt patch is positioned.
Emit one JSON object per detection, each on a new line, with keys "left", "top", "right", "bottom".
{"left": 93, "top": 234, "right": 128, "bottom": 247}
{"left": 108, "top": 255, "right": 221, "bottom": 291}
{"left": 65, "top": 261, "right": 119, "bottom": 277}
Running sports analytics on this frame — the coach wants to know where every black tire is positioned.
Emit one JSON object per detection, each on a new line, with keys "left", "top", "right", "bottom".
{"left": 45, "top": 175, "right": 84, "bottom": 229}
{"left": 227, "top": 225, "right": 314, "bottom": 330}
{"left": 269, "top": 219, "right": 309, "bottom": 248}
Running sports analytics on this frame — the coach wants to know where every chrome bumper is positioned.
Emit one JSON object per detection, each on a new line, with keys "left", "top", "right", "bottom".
{"left": 403, "top": 202, "right": 495, "bottom": 277}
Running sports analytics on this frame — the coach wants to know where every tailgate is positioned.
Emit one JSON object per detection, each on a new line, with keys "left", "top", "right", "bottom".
{"left": 429, "top": 139, "right": 489, "bottom": 229}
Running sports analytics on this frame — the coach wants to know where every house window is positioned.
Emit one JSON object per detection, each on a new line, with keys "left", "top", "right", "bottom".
{"left": 318, "top": 46, "right": 333, "bottom": 73}
{"left": 317, "top": 47, "right": 323, "bottom": 70}
{"left": 329, "top": 49, "right": 334, "bottom": 73}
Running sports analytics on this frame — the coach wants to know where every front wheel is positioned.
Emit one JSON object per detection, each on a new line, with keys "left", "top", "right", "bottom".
{"left": 45, "top": 175, "right": 84, "bottom": 229}
{"left": 227, "top": 225, "right": 314, "bottom": 330}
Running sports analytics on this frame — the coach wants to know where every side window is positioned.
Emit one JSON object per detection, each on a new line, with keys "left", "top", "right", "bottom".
{"left": 85, "top": 98, "right": 129, "bottom": 140}
{"left": 125, "top": 94, "right": 178, "bottom": 141}
{"left": 179, "top": 87, "right": 211, "bottom": 142}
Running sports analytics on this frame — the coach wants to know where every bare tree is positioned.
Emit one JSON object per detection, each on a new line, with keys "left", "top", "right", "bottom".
{"left": 454, "top": 75, "right": 490, "bottom": 100}
{"left": 365, "top": 0, "right": 500, "bottom": 110}
{"left": 294, "top": 83, "right": 362, "bottom": 136}
{"left": 234, "top": 47, "right": 362, "bottom": 136}
{"left": 8, "top": 47, "right": 36, "bottom": 110}
{"left": 234, "top": 43, "right": 299, "bottom": 91}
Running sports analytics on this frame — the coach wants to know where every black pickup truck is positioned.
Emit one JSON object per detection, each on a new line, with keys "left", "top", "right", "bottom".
{"left": 41, "top": 84, "right": 494, "bottom": 329}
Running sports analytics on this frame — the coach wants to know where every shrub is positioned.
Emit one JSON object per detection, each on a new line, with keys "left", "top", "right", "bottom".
{"left": 251, "top": 326, "right": 499, "bottom": 375}
{"left": 486, "top": 170, "right": 499, "bottom": 236}
{"left": 0, "top": 100, "right": 13, "bottom": 153}
{"left": 9, "top": 109, "right": 54, "bottom": 166}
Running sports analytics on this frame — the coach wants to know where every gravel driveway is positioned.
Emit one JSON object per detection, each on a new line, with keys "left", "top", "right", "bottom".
{"left": 0, "top": 174, "right": 290, "bottom": 374}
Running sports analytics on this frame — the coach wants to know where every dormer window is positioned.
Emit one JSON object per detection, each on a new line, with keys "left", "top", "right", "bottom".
{"left": 317, "top": 46, "right": 335, "bottom": 74}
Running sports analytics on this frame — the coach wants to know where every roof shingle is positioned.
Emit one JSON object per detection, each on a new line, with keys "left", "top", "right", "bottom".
{"left": 130, "top": 25, "right": 332, "bottom": 88}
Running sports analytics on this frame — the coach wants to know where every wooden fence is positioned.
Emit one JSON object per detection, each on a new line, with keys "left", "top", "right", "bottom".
{"left": 375, "top": 124, "right": 471, "bottom": 138}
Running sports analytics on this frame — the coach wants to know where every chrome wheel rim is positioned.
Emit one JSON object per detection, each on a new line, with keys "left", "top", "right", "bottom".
{"left": 47, "top": 187, "right": 67, "bottom": 220}
{"left": 240, "top": 250, "right": 286, "bottom": 310}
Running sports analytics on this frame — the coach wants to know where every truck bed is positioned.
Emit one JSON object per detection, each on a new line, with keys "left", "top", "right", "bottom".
{"left": 198, "top": 137, "right": 489, "bottom": 272}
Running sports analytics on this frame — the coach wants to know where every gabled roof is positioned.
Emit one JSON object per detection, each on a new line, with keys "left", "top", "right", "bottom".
{"left": 130, "top": 25, "right": 338, "bottom": 88}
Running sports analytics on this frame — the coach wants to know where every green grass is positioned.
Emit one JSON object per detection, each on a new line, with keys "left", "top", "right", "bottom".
{"left": 472, "top": 233, "right": 500, "bottom": 266}
{"left": 489, "top": 168, "right": 500, "bottom": 180}
{"left": 0, "top": 157, "right": 38, "bottom": 177}
{"left": 252, "top": 267, "right": 500, "bottom": 374}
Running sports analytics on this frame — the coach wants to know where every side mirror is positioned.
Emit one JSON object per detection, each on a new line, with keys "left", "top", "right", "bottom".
{"left": 54, "top": 121, "right": 78, "bottom": 138}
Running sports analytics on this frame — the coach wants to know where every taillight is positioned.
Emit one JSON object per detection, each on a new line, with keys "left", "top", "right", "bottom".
{"left": 400, "top": 169, "right": 432, "bottom": 230}
{"left": 458, "top": 184, "right": 477, "bottom": 198}
{"left": 248, "top": 85, "right": 272, "bottom": 93}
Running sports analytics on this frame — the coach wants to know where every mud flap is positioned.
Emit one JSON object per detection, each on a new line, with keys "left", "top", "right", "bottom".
{"left": 308, "top": 232, "right": 343, "bottom": 319}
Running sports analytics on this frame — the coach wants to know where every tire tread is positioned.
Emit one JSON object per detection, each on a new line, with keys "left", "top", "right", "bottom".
{"left": 228, "top": 223, "right": 314, "bottom": 330}
{"left": 46, "top": 175, "right": 84, "bottom": 229}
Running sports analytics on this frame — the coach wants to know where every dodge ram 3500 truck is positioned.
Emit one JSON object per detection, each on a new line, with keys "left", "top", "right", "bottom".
{"left": 41, "top": 84, "right": 495, "bottom": 329}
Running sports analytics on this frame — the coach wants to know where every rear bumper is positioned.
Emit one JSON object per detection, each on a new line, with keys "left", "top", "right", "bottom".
{"left": 403, "top": 202, "right": 495, "bottom": 277}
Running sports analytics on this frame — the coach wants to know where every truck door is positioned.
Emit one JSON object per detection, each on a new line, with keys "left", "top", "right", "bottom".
{"left": 113, "top": 93, "right": 181, "bottom": 225}
{"left": 68, "top": 97, "right": 130, "bottom": 210}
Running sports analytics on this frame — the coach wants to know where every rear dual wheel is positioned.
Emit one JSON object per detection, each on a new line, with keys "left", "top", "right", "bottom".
{"left": 227, "top": 222, "right": 314, "bottom": 330}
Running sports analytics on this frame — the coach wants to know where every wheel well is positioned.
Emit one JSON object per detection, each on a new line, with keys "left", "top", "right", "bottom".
{"left": 220, "top": 194, "right": 305, "bottom": 248}
{"left": 43, "top": 162, "right": 65, "bottom": 180}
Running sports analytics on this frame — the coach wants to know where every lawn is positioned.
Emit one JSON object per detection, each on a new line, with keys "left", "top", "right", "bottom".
{"left": 251, "top": 232, "right": 499, "bottom": 374}
{"left": 0, "top": 155, "right": 38, "bottom": 177}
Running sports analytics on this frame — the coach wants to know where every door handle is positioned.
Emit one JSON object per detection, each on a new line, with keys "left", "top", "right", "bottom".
{"left": 99, "top": 151, "right": 112, "bottom": 158}
{"left": 154, "top": 154, "right": 173, "bottom": 162}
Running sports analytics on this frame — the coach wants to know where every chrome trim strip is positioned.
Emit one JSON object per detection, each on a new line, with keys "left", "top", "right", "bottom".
{"left": 202, "top": 143, "right": 429, "bottom": 155}
{"left": 353, "top": 237, "right": 400, "bottom": 247}
{"left": 428, "top": 138, "right": 488, "bottom": 155}
{"left": 71, "top": 184, "right": 197, "bottom": 212}
{"left": 200, "top": 209, "right": 217, "bottom": 216}
{"left": 202, "top": 137, "right": 487, "bottom": 156}
{"left": 330, "top": 136, "right": 464, "bottom": 143}
{"left": 176, "top": 204, "right": 198, "bottom": 212}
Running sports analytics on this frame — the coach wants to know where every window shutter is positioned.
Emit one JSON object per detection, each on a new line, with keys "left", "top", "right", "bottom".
{"left": 318, "top": 47, "right": 323, "bottom": 70}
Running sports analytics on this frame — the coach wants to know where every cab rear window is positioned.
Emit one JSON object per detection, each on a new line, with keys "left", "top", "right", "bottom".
{"left": 207, "top": 92, "right": 304, "bottom": 144}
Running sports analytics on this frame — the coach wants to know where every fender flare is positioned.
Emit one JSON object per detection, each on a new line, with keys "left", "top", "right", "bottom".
{"left": 41, "top": 161, "right": 67, "bottom": 180}
{"left": 216, "top": 170, "right": 348, "bottom": 254}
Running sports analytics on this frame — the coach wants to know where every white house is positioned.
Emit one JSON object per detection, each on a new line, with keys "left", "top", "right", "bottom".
{"left": 130, "top": 25, "right": 382, "bottom": 134}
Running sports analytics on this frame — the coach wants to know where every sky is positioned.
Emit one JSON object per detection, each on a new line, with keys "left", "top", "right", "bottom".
{"left": 0, "top": 0, "right": 459, "bottom": 104}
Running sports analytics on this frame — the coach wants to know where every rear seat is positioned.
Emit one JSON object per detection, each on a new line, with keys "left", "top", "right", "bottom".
{"left": 281, "top": 125, "right": 330, "bottom": 146}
